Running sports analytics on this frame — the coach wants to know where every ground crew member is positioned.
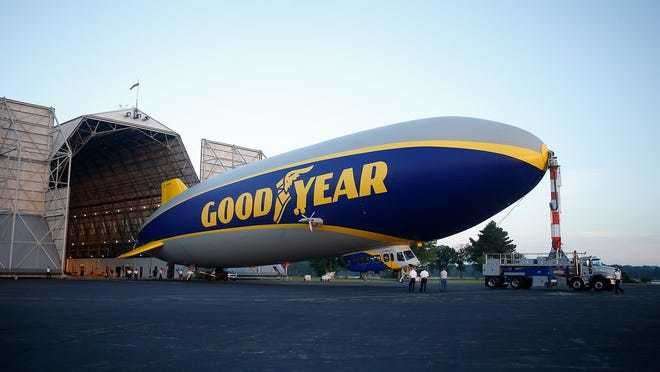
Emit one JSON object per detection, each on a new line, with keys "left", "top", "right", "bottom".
{"left": 408, "top": 267, "right": 418, "bottom": 292}
{"left": 614, "top": 268, "right": 624, "bottom": 295}
{"left": 419, "top": 268, "right": 429, "bottom": 292}
{"left": 46, "top": 266, "right": 51, "bottom": 279}
{"left": 440, "top": 268, "right": 448, "bottom": 291}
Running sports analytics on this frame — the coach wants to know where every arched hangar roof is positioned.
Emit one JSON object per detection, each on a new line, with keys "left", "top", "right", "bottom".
{"left": 54, "top": 107, "right": 198, "bottom": 258}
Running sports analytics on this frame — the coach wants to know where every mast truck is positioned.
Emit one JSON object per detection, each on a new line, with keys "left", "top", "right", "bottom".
{"left": 482, "top": 152, "right": 617, "bottom": 291}
{"left": 483, "top": 251, "right": 617, "bottom": 290}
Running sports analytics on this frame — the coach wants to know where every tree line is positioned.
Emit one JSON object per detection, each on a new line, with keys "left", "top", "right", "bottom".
{"left": 411, "top": 221, "right": 516, "bottom": 277}
{"left": 305, "top": 221, "right": 660, "bottom": 280}
{"left": 307, "top": 220, "right": 516, "bottom": 277}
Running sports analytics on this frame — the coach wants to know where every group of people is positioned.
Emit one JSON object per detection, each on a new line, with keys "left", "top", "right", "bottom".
{"left": 102, "top": 265, "right": 165, "bottom": 280}
{"left": 405, "top": 267, "right": 448, "bottom": 293}
{"left": 105, "top": 266, "right": 190, "bottom": 281}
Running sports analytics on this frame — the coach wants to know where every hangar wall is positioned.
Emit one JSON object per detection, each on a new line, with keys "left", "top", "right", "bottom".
{"left": 200, "top": 139, "right": 265, "bottom": 180}
{"left": 0, "top": 98, "right": 65, "bottom": 273}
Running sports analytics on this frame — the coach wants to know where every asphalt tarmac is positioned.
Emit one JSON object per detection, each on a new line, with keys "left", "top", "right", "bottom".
{"left": 1, "top": 278, "right": 659, "bottom": 371}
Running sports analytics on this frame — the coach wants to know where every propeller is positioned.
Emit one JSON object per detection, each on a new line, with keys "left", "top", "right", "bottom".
{"left": 299, "top": 211, "right": 323, "bottom": 232}
{"left": 301, "top": 211, "right": 315, "bottom": 232}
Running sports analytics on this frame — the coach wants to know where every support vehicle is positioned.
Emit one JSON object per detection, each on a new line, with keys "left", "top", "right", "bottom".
{"left": 483, "top": 252, "right": 616, "bottom": 291}
{"left": 483, "top": 152, "right": 616, "bottom": 291}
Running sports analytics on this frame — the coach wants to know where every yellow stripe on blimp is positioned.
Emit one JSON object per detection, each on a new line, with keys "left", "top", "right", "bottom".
{"left": 160, "top": 223, "right": 408, "bottom": 244}
{"left": 118, "top": 240, "right": 164, "bottom": 258}
{"left": 256, "top": 140, "right": 550, "bottom": 175}
{"left": 154, "top": 140, "right": 549, "bottom": 213}
{"left": 118, "top": 224, "right": 409, "bottom": 259}
{"left": 213, "top": 141, "right": 549, "bottom": 192}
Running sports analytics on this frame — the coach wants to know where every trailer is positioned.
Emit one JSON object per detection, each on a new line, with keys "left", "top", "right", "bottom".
{"left": 483, "top": 251, "right": 616, "bottom": 290}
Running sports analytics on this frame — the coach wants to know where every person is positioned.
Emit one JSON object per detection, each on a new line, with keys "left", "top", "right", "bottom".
{"left": 419, "top": 267, "right": 429, "bottom": 293}
{"left": 46, "top": 266, "right": 51, "bottom": 279}
{"left": 440, "top": 268, "right": 448, "bottom": 291}
{"left": 152, "top": 266, "right": 158, "bottom": 279}
{"left": 399, "top": 267, "right": 408, "bottom": 283}
{"left": 408, "top": 267, "right": 418, "bottom": 293}
{"left": 158, "top": 267, "right": 163, "bottom": 280}
{"left": 614, "top": 268, "right": 624, "bottom": 295}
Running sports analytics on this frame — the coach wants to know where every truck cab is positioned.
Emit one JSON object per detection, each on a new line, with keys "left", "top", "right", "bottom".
{"left": 568, "top": 256, "right": 616, "bottom": 291}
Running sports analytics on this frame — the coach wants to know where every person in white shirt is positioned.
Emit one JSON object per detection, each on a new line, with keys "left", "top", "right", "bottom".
{"left": 440, "top": 268, "right": 448, "bottom": 291}
{"left": 419, "top": 268, "right": 430, "bottom": 292}
{"left": 614, "top": 268, "right": 624, "bottom": 295}
{"left": 408, "top": 268, "right": 418, "bottom": 293}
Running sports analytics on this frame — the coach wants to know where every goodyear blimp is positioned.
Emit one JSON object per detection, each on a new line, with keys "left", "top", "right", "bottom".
{"left": 119, "top": 117, "right": 549, "bottom": 267}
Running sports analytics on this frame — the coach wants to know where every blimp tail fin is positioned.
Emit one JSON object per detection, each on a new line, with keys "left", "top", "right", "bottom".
{"left": 161, "top": 178, "right": 188, "bottom": 205}
{"left": 118, "top": 240, "right": 164, "bottom": 259}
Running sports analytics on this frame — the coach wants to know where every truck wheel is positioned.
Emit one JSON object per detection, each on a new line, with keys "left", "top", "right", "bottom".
{"left": 569, "top": 278, "right": 584, "bottom": 291}
{"left": 510, "top": 277, "right": 522, "bottom": 289}
{"left": 522, "top": 278, "right": 533, "bottom": 289}
{"left": 592, "top": 279, "right": 606, "bottom": 291}
{"left": 485, "top": 277, "right": 499, "bottom": 289}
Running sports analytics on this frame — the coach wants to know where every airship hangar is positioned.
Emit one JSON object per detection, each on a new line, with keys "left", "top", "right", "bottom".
{"left": 0, "top": 97, "right": 264, "bottom": 276}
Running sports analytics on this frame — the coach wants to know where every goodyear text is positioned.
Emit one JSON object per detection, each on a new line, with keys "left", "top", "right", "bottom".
{"left": 200, "top": 161, "right": 388, "bottom": 227}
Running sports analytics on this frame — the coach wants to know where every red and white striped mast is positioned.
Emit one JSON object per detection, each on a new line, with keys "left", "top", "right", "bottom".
{"left": 548, "top": 151, "right": 562, "bottom": 255}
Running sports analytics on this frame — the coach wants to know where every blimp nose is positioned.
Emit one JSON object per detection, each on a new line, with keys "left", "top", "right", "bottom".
{"left": 513, "top": 143, "right": 550, "bottom": 172}
{"left": 449, "top": 142, "right": 549, "bottom": 231}
{"left": 390, "top": 136, "right": 550, "bottom": 241}
{"left": 461, "top": 142, "right": 549, "bottom": 173}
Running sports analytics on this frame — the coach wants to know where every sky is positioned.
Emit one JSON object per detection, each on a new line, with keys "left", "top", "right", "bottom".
{"left": 2, "top": 1, "right": 659, "bottom": 265}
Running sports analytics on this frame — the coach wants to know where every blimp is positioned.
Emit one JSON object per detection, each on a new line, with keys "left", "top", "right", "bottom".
{"left": 119, "top": 117, "right": 549, "bottom": 268}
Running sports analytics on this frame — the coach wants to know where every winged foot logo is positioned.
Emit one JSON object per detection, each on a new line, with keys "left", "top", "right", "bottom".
{"left": 200, "top": 161, "right": 388, "bottom": 228}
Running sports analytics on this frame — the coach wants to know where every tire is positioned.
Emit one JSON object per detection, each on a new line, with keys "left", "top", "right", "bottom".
{"left": 486, "top": 277, "right": 499, "bottom": 289}
{"left": 570, "top": 278, "right": 584, "bottom": 291}
{"left": 592, "top": 278, "right": 606, "bottom": 291}
{"left": 522, "top": 278, "right": 533, "bottom": 289}
{"left": 510, "top": 277, "right": 523, "bottom": 289}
